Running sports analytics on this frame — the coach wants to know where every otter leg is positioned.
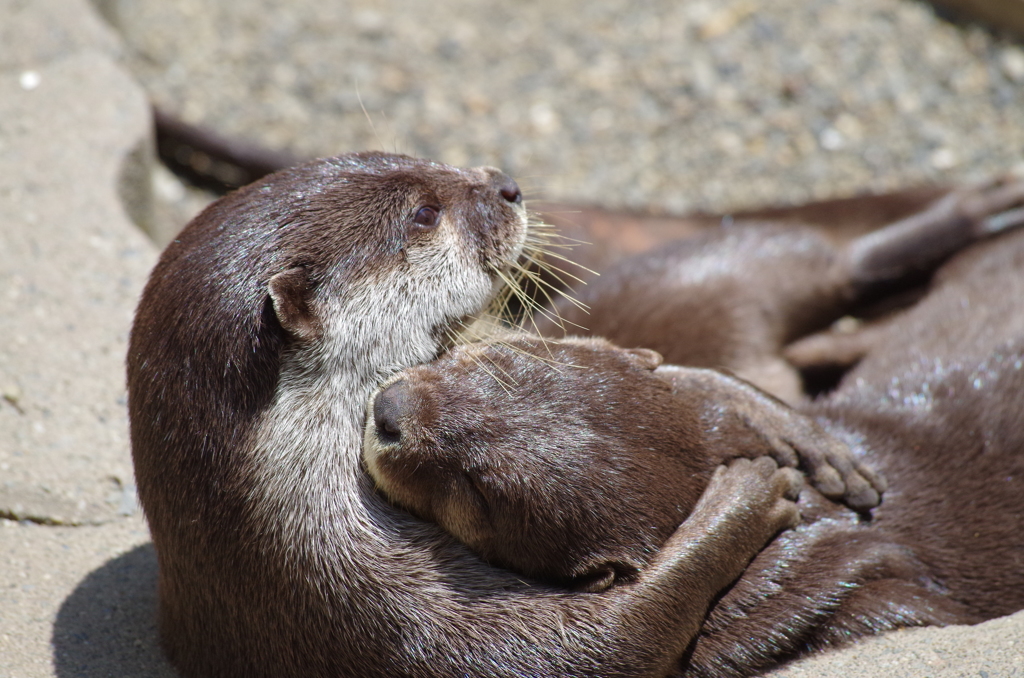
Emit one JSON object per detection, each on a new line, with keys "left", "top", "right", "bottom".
{"left": 598, "top": 457, "right": 801, "bottom": 678}
{"left": 844, "top": 177, "right": 1024, "bottom": 293}
{"left": 782, "top": 317, "right": 895, "bottom": 374}
{"left": 680, "top": 525, "right": 973, "bottom": 678}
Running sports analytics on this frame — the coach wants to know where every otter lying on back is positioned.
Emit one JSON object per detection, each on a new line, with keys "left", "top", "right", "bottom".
{"left": 364, "top": 229, "right": 1024, "bottom": 676}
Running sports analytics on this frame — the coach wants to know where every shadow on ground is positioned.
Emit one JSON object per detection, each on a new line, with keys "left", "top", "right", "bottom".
{"left": 52, "top": 544, "right": 178, "bottom": 677}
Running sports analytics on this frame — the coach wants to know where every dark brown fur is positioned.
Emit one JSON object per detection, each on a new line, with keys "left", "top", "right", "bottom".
{"left": 364, "top": 227, "right": 1024, "bottom": 676}
{"left": 365, "top": 337, "right": 861, "bottom": 590}
{"left": 685, "top": 229, "right": 1024, "bottom": 676}
{"left": 536, "top": 181, "right": 1024, "bottom": 403}
{"left": 128, "top": 151, "right": 807, "bottom": 678}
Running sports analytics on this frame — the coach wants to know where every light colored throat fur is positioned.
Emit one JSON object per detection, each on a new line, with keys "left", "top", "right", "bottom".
{"left": 244, "top": 203, "right": 530, "bottom": 520}
{"left": 247, "top": 287, "right": 512, "bottom": 522}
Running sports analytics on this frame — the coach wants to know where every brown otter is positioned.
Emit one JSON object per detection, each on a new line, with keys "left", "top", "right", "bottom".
{"left": 364, "top": 335, "right": 870, "bottom": 590}
{"left": 128, "top": 151, "right": 873, "bottom": 677}
{"left": 534, "top": 180, "right": 1024, "bottom": 402}
{"left": 363, "top": 227, "right": 1024, "bottom": 676}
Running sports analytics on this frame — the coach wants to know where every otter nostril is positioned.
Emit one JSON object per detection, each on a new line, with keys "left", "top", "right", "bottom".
{"left": 498, "top": 179, "right": 522, "bottom": 205}
{"left": 374, "top": 381, "right": 409, "bottom": 444}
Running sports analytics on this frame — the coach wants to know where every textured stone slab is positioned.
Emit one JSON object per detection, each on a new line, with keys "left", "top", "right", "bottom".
{"left": 0, "top": 0, "right": 157, "bottom": 525}
{"left": 103, "top": 0, "right": 1024, "bottom": 214}
{"left": 766, "top": 610, "right": 1024, "bottom": 677}
{"left": 0, "top": 515, "right": 176, "bottom": 678}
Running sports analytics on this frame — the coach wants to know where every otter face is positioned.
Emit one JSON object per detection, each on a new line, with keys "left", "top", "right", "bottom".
{"left": 258, "top": 152, "right": 530, "bottom": 383}
{"left": 362, "top": 335, "right": 707, "bottom": 590}
{"left": 135, "top": 152, "right": 533, "bottom": 510}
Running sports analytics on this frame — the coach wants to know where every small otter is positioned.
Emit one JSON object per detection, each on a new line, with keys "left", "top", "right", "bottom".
{"left": 364, "top": 335, "right": 872, "bottom": 590}
{"left": 364, "top": 228, "right": 1024, "bottom": 676}
{"left": 536, "top": 180, "right": 1024, "bottom": 402}
{"left": 129, "top": 152, "right": 860, "bottom": 677}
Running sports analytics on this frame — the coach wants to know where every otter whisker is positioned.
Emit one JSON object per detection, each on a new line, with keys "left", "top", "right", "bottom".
{"left": 495, "top": 268, "right": 575, "bottom": 335}
{"left": 487, "top": 337, "right": 583, "bottom": 372}
{"left": 507, "top": 268, "right": 590, "bottom": 334}
{"left": 514, "top": 258, "right": 591, "bottom": 317}
{"left": 524, "top": 248, "right": 597, "bottom": 280}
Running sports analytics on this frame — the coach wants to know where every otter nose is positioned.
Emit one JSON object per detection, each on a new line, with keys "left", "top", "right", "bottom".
{"left": 498, "top": 178, "right": 522, "bottom": 204}
{"left": 485, "top": 169, "right": 522, "bottom": 205}
{"left": 374, "top": 380, "right": 410, "bottom": 444}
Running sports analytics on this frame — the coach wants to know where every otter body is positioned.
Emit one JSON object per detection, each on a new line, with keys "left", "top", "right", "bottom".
{"left": 129, "top": 152, "right": 815, "bottom": 677}
{"left": 537, "top": 181, "right": 1024, "bottom": 402}
{"left": 689, "top": 230, "right": 1024, "bottom": 675}
{"left": 364, "top": 230, "right": 1024, "bottom": 676}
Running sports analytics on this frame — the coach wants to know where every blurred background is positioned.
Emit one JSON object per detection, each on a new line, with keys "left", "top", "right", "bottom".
{"left": 96, "top": 0, "right": 1024, "bottom": 219}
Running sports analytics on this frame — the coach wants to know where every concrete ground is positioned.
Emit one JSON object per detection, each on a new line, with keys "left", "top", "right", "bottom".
{"left": 1, "top": 0, "right": 1022, "bottom": 676}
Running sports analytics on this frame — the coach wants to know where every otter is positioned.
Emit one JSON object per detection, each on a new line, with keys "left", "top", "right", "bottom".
{"left": 363, "top": 229, "right": 1024, "bottom": 676}
{"left": 534, "top": 180, "right": 1024, "bottom": 403}
{"left": 129, "top": 152, "right": 885, "bottom": 677}
{"left": 364, "top": 335, "right": 872, "bottom": 590}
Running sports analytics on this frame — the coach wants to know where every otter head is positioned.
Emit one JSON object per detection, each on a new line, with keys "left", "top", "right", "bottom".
{"left": 258, "top": 153, "right": 529, "bottom": 383}
{"left": 362, "top": 335, "right": 709, "bottom": 591}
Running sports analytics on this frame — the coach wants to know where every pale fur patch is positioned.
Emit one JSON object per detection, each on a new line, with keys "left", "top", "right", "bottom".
{"left": 246, "top": 201, "right": 528, "bottom": 545}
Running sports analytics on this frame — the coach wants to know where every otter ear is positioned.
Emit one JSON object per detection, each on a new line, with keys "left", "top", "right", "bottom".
{"left": 621, "top": 348, "right": 663, "bottom": 370}
{"left": 268, "top": 267, "right": 321, "bottom": 341}
{"left": 571, "top": 566, "right": 617, "bottom": 593}
{"left": 571, "top": 561, "right": 639, "bottom": 593}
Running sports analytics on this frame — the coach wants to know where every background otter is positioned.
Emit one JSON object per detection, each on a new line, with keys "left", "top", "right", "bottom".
{"left": 128, "top": 151, "right": 835, "bottom": 677}
{"left": 363, "top": 229, "right": 1024, "bottom": 676}
{"left": 534, "top": 180, "right": 1024, "bottom": 403}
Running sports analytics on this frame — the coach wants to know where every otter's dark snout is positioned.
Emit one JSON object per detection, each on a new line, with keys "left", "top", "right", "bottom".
{"left": 374, "top": 381, "right": 411, "bottom": 444}
{"left": 489, "top": 170, "right": 522, "bottom": 205}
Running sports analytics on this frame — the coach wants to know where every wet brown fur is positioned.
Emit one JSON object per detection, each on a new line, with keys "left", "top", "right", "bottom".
{"left": 365, "top": 189, "right": 1024, "bottom": 675}
{"left": 128, "top": 152, "right": 806, "bottom": 678}
{"left": 536, "top": 182, "right": 1024, "bottom": 402}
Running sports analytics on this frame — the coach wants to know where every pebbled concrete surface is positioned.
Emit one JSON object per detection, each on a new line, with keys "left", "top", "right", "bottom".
{"left": 1, "top": 0, "right": 1023, "bottom": 676}
{"left": 0, "top": 1, "right": 174, "bottom": 676}
{"left": 100, "top": 0, "right": 1024, "bottom": 216}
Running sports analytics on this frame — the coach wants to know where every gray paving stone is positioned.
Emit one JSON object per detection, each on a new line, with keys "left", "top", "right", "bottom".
{"left": 0, "top": 3, "right": 169, "bottom": 675}
{"left": 0, "top": 0, "right": 157, "bottom": 526}
{"left": 0, "top": 515, "right": 176, "bottom": 678}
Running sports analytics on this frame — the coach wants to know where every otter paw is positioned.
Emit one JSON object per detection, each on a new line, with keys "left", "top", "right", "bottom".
{"left": 757, "top": 415, "right": 886, "bottom": 512}
{"left": 703, "top": 457, "right": 802, "bottom": 537}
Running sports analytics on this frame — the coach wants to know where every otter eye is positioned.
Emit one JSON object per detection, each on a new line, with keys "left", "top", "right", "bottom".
{"left": 412, "top": 206, "right": 440, "bottom": 229}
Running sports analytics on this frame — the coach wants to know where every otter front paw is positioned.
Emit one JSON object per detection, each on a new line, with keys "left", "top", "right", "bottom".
{"left": 659, "top": 365, "right": 886, "bottom": 511}
{"left": 736, "top": 399, "right": 885, "bottom": 511}
{"left": 698, "top": 457, "right": 803, "bottom": 542}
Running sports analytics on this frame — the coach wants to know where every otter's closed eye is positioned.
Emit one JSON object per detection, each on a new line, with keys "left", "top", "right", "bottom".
{"left": 412, "top": 206, "right": 441, "bottom": 229}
